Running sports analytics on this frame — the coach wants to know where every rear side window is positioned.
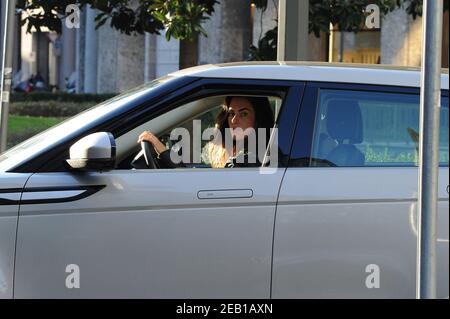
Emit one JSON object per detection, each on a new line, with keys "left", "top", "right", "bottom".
{"left": 309, "top": 89, "right": 449, "bottom": 167}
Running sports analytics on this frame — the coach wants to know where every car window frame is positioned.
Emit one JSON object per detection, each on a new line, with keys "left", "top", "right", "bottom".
{"left": 8, "top": 76, "right": 197, "bottom": 173}
{"left": 112, "top": 79, "right": 304, "bottom": 170}
{"left": 18, "top": 78, "right": 305, "bottom": 173}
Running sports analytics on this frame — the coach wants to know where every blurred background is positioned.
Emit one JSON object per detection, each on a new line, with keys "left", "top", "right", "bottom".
{"left": 0, "top": 0, "right": 448, "bottom": 148}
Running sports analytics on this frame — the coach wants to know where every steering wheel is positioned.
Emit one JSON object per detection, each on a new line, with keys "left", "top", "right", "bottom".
{"left": 141, "top": 141, "right": 158, "bottom": 169}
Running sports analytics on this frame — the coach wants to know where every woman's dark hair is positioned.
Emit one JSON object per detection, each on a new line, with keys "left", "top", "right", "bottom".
{"left": 214, "top": 96, "right": 274, "bottom": 147}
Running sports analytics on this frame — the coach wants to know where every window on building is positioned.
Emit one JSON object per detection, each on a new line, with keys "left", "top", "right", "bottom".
{"left": 330, "top": 29, "right": 381, "bottom": 64}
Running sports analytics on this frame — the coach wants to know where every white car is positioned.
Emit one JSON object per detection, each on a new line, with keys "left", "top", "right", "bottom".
{"left": 0, "top": 62, "right": 448, "bottom": 298}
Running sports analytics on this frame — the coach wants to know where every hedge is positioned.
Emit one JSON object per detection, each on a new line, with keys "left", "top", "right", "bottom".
{"left": 11, "top": 92, "right": 116, "bottom": 103}
{"left": 10, "top": 100, "right": 98, "bottom": 117}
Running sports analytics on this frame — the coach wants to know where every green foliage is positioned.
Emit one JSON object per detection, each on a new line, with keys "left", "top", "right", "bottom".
{"left": 309, "top": 0, "right": 398, "bottom": 37}
{"left": 148, "top": 0, "right": 218, "bottom": 40}
{"left": 364, "top": 144, "right": 418, "bottom": 164}
{"left": 17, "top": 0, "right": 218, "bottom": 40}
{"left": 249, "top": 0, "right": 450, "bottom": 61}
{"left": 248, "top": 26, "right": 278, "bottom": 61}
{"left": 10, "top": 93, "right": 113, "bottom": 119}
{"left": 10, "top": 100, "right": 96, "bottom": 117}
{"left": 364, "top": 145, "right": 449, "bottom": 166}
{"left": 252, "top": 0, "right": 268, "bottom": 11}
{"left": 11, "top": 92, "right": 115, "bottom": 103}
{"left": 17, "top": 0, "right": 72, "bottom": 34}
{"left": 7, "top": 115, "right": 65, "bottom": 148}
{"left": 17, "top": 0, "right": 449, "bottom": 50}
{"left": 402, "top": 0, "right": 448, "bottom": 19}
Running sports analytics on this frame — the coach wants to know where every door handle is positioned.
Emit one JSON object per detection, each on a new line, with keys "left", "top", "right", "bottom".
{"left": 197, "top": 189, "right": 253, "bottom": 199}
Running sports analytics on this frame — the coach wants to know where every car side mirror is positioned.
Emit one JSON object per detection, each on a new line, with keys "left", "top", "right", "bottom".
{"left": 66, "top": 132, "right": 116, "bottom": 170}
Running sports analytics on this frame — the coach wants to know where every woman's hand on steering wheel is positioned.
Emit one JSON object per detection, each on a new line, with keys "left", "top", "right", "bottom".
{"left": 137, "top": 131, "right": 167, "bottom": 155}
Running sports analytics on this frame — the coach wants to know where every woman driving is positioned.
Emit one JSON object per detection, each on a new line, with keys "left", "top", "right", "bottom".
{"left": 137, "top": 96, "right": 274, "bottom": 168}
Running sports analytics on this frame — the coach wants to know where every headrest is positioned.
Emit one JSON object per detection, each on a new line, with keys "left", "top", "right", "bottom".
{"left": 326, "top": 99, "right": 363, "bottom": 144}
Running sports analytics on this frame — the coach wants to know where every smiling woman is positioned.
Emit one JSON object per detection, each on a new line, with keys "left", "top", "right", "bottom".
{"left": 208, "top": 96, "right": 274, "bottom": 168}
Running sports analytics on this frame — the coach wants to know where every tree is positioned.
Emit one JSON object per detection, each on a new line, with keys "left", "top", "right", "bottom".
{"left": 249, "top": 0, "right": 398, "bottom": 61}
{"left": 248, "top": 0, "right": 449, "bottom": 61}
{"left": 17, "top": 0, "right": 219, "bottom": 40}
{"left": 17, "top": 0, "right": 448, "bottom": 46}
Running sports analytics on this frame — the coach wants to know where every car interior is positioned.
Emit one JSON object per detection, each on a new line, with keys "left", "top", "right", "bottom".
{"left": 311, "top": 97, "right": 365, "bottom": 167}
{"left": 114, "top": 94, "right": 282, "bottom": 169}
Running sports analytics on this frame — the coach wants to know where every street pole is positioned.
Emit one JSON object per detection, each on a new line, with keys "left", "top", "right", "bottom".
{"left": 277, "top": 0, "right": 309, "bottom": 61}
{"left": 0, "top": 0, "right": 16, "bottom": 153}
{"left": 416, "top": 0, "right": 443, "bottom": 299}
{"left": 84, "top": 5, "right": 98, "bottom": 93}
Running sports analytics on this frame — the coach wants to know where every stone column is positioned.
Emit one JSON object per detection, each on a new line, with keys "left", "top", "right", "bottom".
{"left": 144, "top": 33, "right": 157, "bottom": 82}
{"left": 59, "top": 25, "right": 77, "bottom": 90}
{"left": 381, "top": 6, "right": 423, "bottom": 66}
{"left": 12, "top": 14, "right": 21, "bottom": 77}
{"left": 84, "top": 6, "right": 98, "bottom": 93}
{"left": 96, "top": 25, "right": 118, "bottom": 93}
{"left": 48, "top": 36, "right": 58, "bottom": 88}
{"left": 20, "top": 13, "right": 35, "bottom": 83}
{"left": 155, "top": 31, "right": 179, "bottom": 78}
{"left": 252, "top": 0, "right": 326, "bottom": 62}
{"left": 36, "top": 32, "right": 49, "bottom": 83}
{"left": 198, "top": 0, "right": 252, "bottom": 64}
{"left": 97, "top": 26, "right": 145, "bottom": 93}
{"left": 116, "top": 32, "right": 145, "bottom": 92}
{"left": 75, "top": 8, "right": 86, "bottom": 93}
{"left": 277, "top": 0, "right": 309, "bottom": 61}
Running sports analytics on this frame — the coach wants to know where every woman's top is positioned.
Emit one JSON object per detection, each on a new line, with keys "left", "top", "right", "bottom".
{"left": 157, "top": 147, "right": 260, "bottom": 168}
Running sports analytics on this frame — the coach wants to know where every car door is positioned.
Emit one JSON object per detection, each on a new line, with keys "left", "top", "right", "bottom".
{"left": 0, "top": 173, "right": 31, "bottom": 298}
{"left": 272, "top": 83, "right": 449, "bottom": 298}
{"left": 14, "top": 79, "right": 304, "bottom": 298}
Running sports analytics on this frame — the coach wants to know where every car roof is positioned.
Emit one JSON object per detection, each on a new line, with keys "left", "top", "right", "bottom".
{"left": 170, "top": 61, "right": 449, "bottom": 89}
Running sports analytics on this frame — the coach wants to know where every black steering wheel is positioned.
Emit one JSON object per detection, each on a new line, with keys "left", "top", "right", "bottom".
{"left": 141, "top": 141, "right": 158, "bottom": 169}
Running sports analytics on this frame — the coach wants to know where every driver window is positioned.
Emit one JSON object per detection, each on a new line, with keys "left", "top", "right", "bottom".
{"left": 115, "top": 94, "right": 282, "bottom": 169}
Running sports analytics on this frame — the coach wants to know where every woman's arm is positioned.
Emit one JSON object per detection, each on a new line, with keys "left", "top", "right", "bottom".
{"left": 137, "top": 131, "right": 167, "bottom": 155}
{"left": 137, "top": 131, "right": 185, "bottom": 168}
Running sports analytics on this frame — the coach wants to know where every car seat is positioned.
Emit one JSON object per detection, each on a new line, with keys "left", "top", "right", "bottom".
{"left": 325, "top": 99, "right": 365, "bottom": 166}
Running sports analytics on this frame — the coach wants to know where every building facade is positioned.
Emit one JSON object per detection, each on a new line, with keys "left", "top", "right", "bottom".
{"left": 5, "top": 0, "right": 449, "bottom": 94}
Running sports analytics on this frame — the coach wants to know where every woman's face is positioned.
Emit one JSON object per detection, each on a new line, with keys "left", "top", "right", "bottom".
{"left": 227, "top": 97, "right": 256, "bottom": 141}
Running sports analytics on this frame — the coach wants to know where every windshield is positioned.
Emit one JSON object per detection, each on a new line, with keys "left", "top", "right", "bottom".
{"left": 0, "top": 76, "right": 173, "bottom": 171}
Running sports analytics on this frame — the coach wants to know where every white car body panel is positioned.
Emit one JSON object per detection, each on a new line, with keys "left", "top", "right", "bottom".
{"left": 171, "top": 62, "right": 449, "bottom": 89}
{"left": 0, "top": 63, "right": 447, "bottom": 298}
{"left": 273, "top": 167, "right": 449, "bottom": 298}
{"left": 14, "top": 168, "right": 284, "bottom": 298}
{"left": 0, "top": 173, "right": 31, "bottom": 298}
